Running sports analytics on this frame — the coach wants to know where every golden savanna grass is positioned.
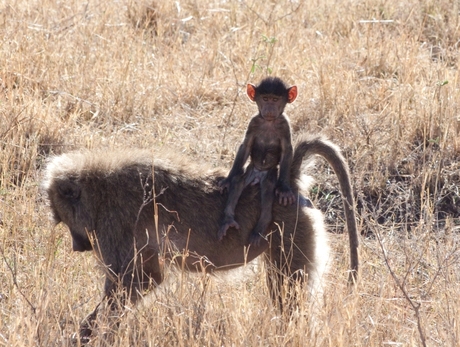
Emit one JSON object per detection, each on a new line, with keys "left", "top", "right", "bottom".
{"left": 1, "top": 0, "right": 460, "bottom": 345}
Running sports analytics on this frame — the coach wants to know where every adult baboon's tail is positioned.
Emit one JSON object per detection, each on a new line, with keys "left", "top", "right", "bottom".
{"left": 292, "top": 135, "right": 359, "bottom": 284}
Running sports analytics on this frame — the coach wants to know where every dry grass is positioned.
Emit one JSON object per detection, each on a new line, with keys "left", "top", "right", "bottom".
{"left": 1, "top": 0, "right": 460, "bottom": 345}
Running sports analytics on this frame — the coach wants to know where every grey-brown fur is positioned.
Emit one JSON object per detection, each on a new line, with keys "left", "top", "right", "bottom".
{"left": 42, "top": 135, "right": 358, "bottom": 340}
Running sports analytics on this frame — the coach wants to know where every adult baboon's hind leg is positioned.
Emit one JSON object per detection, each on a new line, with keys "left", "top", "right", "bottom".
{"left": 264, "top": 208, "right": 327, "bottom": 316}
{"left": 264, "top": 251, "right": 314, "bottom": 316}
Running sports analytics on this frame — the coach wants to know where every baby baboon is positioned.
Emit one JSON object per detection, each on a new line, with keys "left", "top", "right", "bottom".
{"left": 42, "top": 135, "right": 358, "bottom": 341}
{"left": 219, "top": 76, "right": 297, "bottom": 246}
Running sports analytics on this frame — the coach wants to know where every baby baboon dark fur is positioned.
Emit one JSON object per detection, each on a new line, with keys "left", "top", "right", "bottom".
{"left": 42, "top": 135, "right": 358, "bottom": 340}
{"left": 218, "top": 77, "right": 298, "bottom": 246}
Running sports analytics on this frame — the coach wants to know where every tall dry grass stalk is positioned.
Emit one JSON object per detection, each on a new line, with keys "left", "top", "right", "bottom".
{"left": 1, "top": 0, "right": 460, "bottom": 345}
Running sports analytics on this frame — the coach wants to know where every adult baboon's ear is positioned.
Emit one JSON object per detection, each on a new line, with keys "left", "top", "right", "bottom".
{"left": 57, "top": 180, "right": 81, "bottom": 201}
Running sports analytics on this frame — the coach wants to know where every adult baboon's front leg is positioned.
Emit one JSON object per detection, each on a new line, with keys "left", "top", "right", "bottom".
{"left": 78, "top": 289, "right": 121, "bottom": 344}
{"left": 78, "top": 248, "right": 163, "bottom": 342}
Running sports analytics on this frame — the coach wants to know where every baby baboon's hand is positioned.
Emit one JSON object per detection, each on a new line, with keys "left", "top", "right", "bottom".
{"left": 218, "top": 178, "right": 230, "bottom": 194}
{"left": 275, "top": 185, "right": 295, "bottom": 206}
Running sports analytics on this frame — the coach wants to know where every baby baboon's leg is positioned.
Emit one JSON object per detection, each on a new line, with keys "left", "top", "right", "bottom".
{"left": 218, "top": 173, "right": 248, "bottom": 240}
{"left": 248, "top": 168, "right": 277, "bottom": 246}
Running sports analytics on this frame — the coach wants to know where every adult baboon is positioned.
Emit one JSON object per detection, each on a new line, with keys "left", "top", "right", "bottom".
{"left": 218, "top": 77, "right": 297, "bottom": 246}
{"left": 42, "top": 135, "right": 358, "bottom": 340}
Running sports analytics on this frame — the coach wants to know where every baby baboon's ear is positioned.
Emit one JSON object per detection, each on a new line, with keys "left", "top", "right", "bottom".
{"left": 246, "top": 83, "right": 257, "bottom": 101}
{"left": 57, "top": 179, "right": 81, "bottom": 201}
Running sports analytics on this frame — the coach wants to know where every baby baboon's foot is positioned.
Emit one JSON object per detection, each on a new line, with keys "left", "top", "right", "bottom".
{"left": 248, "top": 224, "right": 269, "bottom": 247}
{"left": 217, "top": 218, "right": 240, "bottom": 240}
{"left": 248, "top": 232, "right": 267, "bottom": 248}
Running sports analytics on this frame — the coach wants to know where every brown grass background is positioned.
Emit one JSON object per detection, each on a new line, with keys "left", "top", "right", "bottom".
{"left": 1, "top": 0, "right": 460, "bottom": 345}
